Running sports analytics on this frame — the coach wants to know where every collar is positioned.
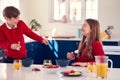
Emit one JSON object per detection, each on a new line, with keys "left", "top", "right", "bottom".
{"left": 5, "top": 23, "right": 17, "bottom": 29}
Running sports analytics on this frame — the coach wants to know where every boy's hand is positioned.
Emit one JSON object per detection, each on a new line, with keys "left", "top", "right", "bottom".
{"left": 11, "top": 42, "right": 21, "bottom": 50}
{"left": 42, "top": 39, "right": 49, "bottom": 45}
{"left": 72, "top": 62, "right": 88, "bottom": 67}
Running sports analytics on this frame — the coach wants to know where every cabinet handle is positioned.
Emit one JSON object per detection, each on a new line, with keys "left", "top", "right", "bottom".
{"left": 76, "top": 42, "right": 79, "bottom": 45}
{"left": 31, "top": 44, "right": 34, "bottom": 46}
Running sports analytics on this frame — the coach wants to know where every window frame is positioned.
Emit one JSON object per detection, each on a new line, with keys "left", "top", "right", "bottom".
{"left": 49, "top": 0, "right": 98, "bottom": 25}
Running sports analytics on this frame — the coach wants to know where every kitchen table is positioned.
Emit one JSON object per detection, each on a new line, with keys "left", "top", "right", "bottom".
{"left": 0, "top": 63, "right": 120, "bottom": 80}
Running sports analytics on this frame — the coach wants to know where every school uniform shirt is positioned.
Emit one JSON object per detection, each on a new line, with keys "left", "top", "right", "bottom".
{"left": 0, "top": 20, "right": 44, "bottom": 59}
{"left": 74, "top": 41, "right": 105, "bottom": 62}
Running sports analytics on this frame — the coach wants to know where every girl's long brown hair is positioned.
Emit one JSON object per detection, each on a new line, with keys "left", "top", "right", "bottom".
{"left": 77, "top": 19, "right": 102, "bottom": 59}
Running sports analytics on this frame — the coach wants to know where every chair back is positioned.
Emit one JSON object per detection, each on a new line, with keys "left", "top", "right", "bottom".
{"left": 0, "top": 48, "right": 5, "bottom": 62}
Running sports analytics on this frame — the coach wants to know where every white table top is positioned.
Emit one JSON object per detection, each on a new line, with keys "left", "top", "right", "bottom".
{"left": 0, "top": 63, "right": 120, "bottom": 80}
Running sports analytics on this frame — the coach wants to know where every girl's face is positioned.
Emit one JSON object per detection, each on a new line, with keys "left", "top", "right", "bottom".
{"left": 81, "top": 21, "right": 91, "bottom": 37}
{"left": 5, "top": 15, "right": 20, "bottom": 27}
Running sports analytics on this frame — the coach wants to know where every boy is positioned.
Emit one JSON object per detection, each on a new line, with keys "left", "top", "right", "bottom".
{"left": 0, "top": 6, "right": 49, "bottom": 63}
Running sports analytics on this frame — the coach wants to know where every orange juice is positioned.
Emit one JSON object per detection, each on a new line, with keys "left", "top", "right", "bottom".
{"left": 13, "top": 60, "right": 22, "bottom": 70}
{"left": 96, "top": 63, "right": 108, "bottom": 78}
{"left": 43, "top": 60, "right": 52, "bottom": 66}
{"left": 87, "top": 65, "right": 95, "bottom": 72}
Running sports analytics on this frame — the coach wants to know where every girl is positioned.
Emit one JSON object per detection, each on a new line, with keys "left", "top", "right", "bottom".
{"left": 67, "top": 19, "right": 105, "bottom": 67}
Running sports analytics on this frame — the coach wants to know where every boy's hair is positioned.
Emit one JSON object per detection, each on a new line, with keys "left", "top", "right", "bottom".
{"left": 3, "top": 6, "right": 20, "bottom": 18}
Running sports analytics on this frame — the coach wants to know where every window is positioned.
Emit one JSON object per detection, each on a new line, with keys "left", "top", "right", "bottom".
{"left": 49, "top": 0, "right": 98, "bottom": 25}
{"left": 0, "top": 0, "right": 19, "bottom": 23}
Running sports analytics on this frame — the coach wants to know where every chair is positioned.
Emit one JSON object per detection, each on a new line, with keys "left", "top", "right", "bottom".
{"left": 0, "top": 48, "right": 5, "bottom": 62}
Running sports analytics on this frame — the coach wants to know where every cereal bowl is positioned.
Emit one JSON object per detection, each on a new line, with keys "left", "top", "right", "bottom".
{"left": 22, "top": 58, "right": 34, "bottom": 67}
{"left": 56, "top": 59, "right": 70, "bottom": 67}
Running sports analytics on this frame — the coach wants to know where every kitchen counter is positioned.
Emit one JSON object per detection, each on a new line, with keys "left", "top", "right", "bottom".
{"left": 25, "top": 37, "right": 120, "bottom": 42}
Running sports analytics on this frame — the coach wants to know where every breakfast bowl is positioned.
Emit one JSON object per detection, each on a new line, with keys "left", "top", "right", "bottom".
{"left": 22, "top": 58, "right": 34, "bottom": 67}
{"left": 56, "top": 59, "right": 70, "bottom": 67}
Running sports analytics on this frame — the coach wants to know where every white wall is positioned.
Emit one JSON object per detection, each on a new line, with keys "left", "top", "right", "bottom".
{"left": 98, "top": 0, "right": 120, "bottom": 39}
{"left": 19, "top": 0, "right": 30, "bottom": 24}
{"left": 19, "top": 0, "right": 120, "bottom": 40}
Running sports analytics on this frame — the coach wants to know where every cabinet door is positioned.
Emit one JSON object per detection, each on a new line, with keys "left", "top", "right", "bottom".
{"left": 26, "top": 40, "right": 80, "bottom": 65}
{"left": 56, "top": 40, "right": 80, "bottom": 59}
{"left": 26, "top": 41, "right": 43, "bottom": 64}
{"left": 106, "top": 55, "right": 120, "bottom": 68}
{"left": 41, "top": 40, "right": 80, "bottom": 64}
{"left": 102, "top": 41, "right": 119, "bottom": 46}
{"left": 42, "top": 43, "right": 57, "bottom": 65}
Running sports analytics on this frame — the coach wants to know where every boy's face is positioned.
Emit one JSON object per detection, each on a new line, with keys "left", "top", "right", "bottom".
{"left": 4, "top": 15, "right": 20, "bottom": 26}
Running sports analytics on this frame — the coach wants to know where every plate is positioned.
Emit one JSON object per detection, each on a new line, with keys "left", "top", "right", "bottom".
{"left": 61, "top": 71, "right": 82, "bottom": 77}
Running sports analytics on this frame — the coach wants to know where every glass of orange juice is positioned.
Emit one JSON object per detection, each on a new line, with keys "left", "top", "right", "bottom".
{"left": 13, "top": 60, "right": 22, "bottom": 70}
{"left": 96, "top": 63, "right": 108, "bottom": 78}
{"left": 95, "top": 56, "right": 113, "bottom": 79}
{"left": 43, "top": 59, "right": 52, "bottom": 66}
{"left": 87, "top": 62, "right": 95, "bottom": 72}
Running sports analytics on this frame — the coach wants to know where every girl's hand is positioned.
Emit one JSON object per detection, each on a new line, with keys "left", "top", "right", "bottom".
{"left": 67, "top": 52, "right": 75, "bottom": 60}
{"left": 42, "top": 39, "right": 49, "bottom": 45}
{"left": 72, "top": 62, "right": 88, "bottom": 67}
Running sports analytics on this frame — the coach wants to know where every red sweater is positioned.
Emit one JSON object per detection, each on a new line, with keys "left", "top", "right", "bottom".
{"left": 74, "top": 41, "right": 105, "bottom": 62}
{"left": 0, "top": 20, "right": 44, "bottom": 59}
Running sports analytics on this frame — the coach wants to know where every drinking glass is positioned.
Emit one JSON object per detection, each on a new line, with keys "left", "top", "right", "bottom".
{"left": 43, "top": 59, "right": 52, "bottom": 66}
{"left": 87, "top": 62, "right": 95, "bottom": 72}
{"left": 13, "top": 60, "right": 22, "bottom": 70}
{"left": 95, "top": 56, "right": 113, "bottom": 79}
